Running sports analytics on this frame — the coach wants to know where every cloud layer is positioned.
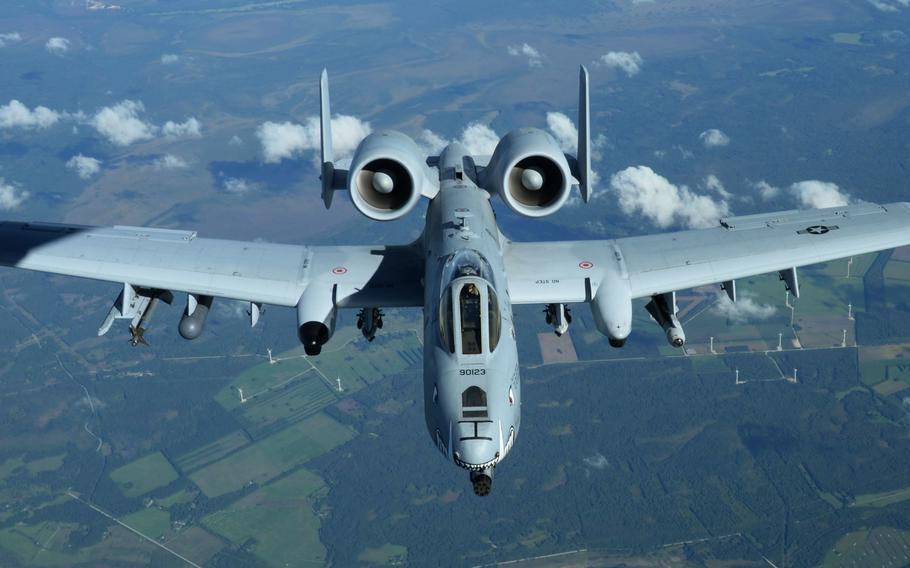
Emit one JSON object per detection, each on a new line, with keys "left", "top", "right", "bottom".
{"left": 600, "top": 51, "right": 643, "bottom": 76}
{"left": 754, "top": 179, "right": 851, "bottom": 209}
{"left": 507, "top": 43, "right": 543, "bottom": 67}
{"left": 66, "top": 155, "right": 102, "bottom": 179}
{"left": 88, "top": 101, "right": 202, "bottom": 146}
{"left": 0, "top": 32, "right": 21, "bottom": 48}
{"left": 0, "top": 179, "right": 29, "bottom": 210}
{"left": 45, "top": 37, "right": 70, "bottom": 55}
{"left": 868, "top": 0, "right": 910, "bottom": 11}
{"left": 610, "top": 166, "right": 730, "bottom": 228}
{"left": 162, "top": 117, "right": 201, "bottom": 139}
{"left": 90, "top": 100, "right": 155, "bottom": 146}
{"left": 699, "top": 129, "right": 730, "bottom": 148}
{"left": 0, "top": 100, "right": 61, "bottom": 129}
{"left": 712, "top": 291, "right": 777, "bottom": 324}
{"left": 789, "top": 180, "right": 850, "bottom": 208}
{"left": 257, "top": 115, "right": 371, "bottom": 164}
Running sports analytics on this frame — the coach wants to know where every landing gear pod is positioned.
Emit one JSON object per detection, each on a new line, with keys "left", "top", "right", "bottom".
{"left": 591, "top": 287, "right": 632, "bottom": 347}
{"left": 178, "top": 295, "right": 213, "bottom": 340}
{"left": 297, "top": 284, "right": 336, "bottom": 356}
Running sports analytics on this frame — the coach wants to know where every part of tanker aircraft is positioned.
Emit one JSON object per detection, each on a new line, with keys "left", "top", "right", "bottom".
{"left": 3, "top": 68, "right": 910, "bottom": 496}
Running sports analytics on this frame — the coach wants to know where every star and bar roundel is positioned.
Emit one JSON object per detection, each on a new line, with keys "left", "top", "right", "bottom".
{"left": 797, "top": 225, "right": 839, "bottom": 235}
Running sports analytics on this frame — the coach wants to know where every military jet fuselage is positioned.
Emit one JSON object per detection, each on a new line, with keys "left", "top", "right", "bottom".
{"left": 5, "top": 68, "right": 910, "bottom": 497}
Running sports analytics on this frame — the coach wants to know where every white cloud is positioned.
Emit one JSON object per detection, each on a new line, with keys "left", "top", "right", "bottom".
{"left": 0, "top": 32, "right": 21, "bottom": 47}
{"left": 160, "top": 53, "right": 180, "bottom": 64}
{"left": 600, "top": 51, "right": 643, "bottom": 76}
{"left": 256, "top": 115, "right": 371, "bottom": 164}
{"left": 66, "top": 155, "right": 102, "bottom": 179}
{"left": 789, "top": 180, "right": 850, "bottom": 209}
{"left": 419, "top": 129, "right": 448, "bottom": 155}
{"left": 162, "top": 117, "right": 201, "bottom": 139}
{"left": 703, "top": 174, "right": 732, "bottom": 199}
{"left": 417, "top": 123, "right": 499, "bottom": 156}
{"left": 228, "top": 135, "right": 243, "bottom": 146}
{"left": 153, "top": 154, "right": 188, "bottom": 170}
{"left": 45, "top": 37, "right": 70, "bottom": 55}
{"left": 0, "top": 179, "right": 29, "bottom": 210}
{"left": 712, "top": 291, "right": 777, "bottom": 324}
{"left": 752, "top": 180, "right": 780, "bottom": 201}
{"left": 257, "top": 121, "right": 309, "bottom": 163}
{"left": 458, "top": 122, "right": 499, "bottom": 155}
{"left": 699, "top": 128, "right": 730, "bottom": 148}
{"left": 610, "top": 166, "right": 730, "bottom": 229}
{"left": 0, "top": 100, "right": 61, "bottom": 129}
{"left": 868, "top": 0, "right": 909, "bottom": 11}
{"left": 90, "top": 100, "right": 156, "bottom": 146}
{"left": 507, "top": 43, "right": 543, "bottom": 68}
{"left": 546, "top": 112, "right": 577, "bottom": 154}
{"left": 223, "top": 177, "right": 253, "bottom": 194}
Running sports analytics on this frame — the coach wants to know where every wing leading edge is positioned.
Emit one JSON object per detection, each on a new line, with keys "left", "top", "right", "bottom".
{"left": 504, "top": 202, "right": 910, "bottom": 303}
{"left": 0, "top": 221, "right": 423, "bottom": 309}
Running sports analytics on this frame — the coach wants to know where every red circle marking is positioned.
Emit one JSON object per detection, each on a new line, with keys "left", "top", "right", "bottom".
{"left": 579, "top": 261, "right": 594, "bottom": 269}
{"left": 332, "top": 267, "right": 348, "bottom": 275}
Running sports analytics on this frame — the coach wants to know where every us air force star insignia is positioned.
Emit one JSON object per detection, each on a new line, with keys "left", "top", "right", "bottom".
{"left": 797, "top": 225, "right": 839, "bottom": 235}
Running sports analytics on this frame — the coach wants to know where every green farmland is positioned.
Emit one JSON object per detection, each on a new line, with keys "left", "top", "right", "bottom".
{"left": 109, "top": 452, "right": 179, "bottom": 498}
{"left": 202, "top": 468, "right": 327, "bottom": 567}
{"left": 189, "top": 413, "right": 354, "bottom": 498}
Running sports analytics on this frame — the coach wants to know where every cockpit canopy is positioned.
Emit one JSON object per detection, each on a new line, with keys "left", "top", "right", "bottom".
{"left": 439, "top": 277, "right": 502, "bottom": 356}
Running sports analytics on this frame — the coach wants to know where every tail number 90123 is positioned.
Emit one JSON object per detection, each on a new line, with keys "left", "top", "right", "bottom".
{"left": 460, "top": 368, "right": 486, "bottom": 376}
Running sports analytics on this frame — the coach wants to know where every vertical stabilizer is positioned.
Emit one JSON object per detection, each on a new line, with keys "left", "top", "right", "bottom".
{"left": 320, "top": 69, "right": 335, "bottom": 209}
{"left": 577, "top": 65, "right": 591, "bottom": 203}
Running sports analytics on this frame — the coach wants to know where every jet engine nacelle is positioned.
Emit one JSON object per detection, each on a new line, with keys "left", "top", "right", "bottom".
{"left": 484, "top": 128, "right": 573, "bottom": 218}
{"left": 348, "top": 130, "right": 434, "bottom": 221}
{"left": 297, "top": 284, "right": 337, "bottom": 356}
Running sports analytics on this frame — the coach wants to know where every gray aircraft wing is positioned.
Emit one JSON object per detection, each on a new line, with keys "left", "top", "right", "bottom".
{"left": 503, "top": 202, "right": 910, "bottom": 303}
{"left": 0, "top": 221, "right": 423, "bottom": 309}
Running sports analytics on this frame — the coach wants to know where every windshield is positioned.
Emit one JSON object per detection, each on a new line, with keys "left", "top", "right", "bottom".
{"left": 460, "top": 282, "right": 483, "bottom": 355}
{"left": 439, "top": 278, "right": 502, "bottom": 355}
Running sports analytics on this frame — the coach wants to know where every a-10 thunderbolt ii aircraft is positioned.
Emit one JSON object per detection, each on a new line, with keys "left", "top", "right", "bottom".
{"left": 3, "top": 68, "right": 910, "bottom": 496}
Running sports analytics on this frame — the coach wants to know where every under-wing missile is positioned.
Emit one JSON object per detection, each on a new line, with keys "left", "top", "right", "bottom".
{"left": 645, "top": 291, "right": 686, "bottom": 348}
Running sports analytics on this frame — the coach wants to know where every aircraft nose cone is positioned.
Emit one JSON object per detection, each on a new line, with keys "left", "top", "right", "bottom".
{"left": 372, "top": 171, "right": 395, "bottom": 194}
{"left": 520, "top": 167, "right": 544, "bottom": 191}
{"left": 453, "top": 423, "right": 500, "bottom": 469}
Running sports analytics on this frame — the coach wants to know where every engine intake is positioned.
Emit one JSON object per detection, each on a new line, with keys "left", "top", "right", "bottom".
{"left": 485, "top": 128, "right": 573, "bottom": 217}
{"left": 348, "top": 131, "right": 433, "bottom": 221}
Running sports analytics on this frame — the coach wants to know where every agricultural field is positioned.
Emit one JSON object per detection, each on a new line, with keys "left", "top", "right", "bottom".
{"left": 858, "top": 343, "right": 910, "bottom": 387}
{"left": 822, "top": 527, "right": 910, "bottom": 567}
{"left": 109, "top": 452, "right": 179, "bottom": 498}
{"left": 189, "top": 413, "right": 354, "bottom": 498}
{"left": 202, "top": 468, "right": 327, "bottom": 567}
{"left": 850, "top": 485, "right": 910, "bottom": 508}
{"left": 173, "top": 430, "right": 250, "bottom": 473}
{"left": 308, "top": 331, "right": 423, "bottom": 387}
{"left": 120, "top": 508, "right": 171, "bottom": 540}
